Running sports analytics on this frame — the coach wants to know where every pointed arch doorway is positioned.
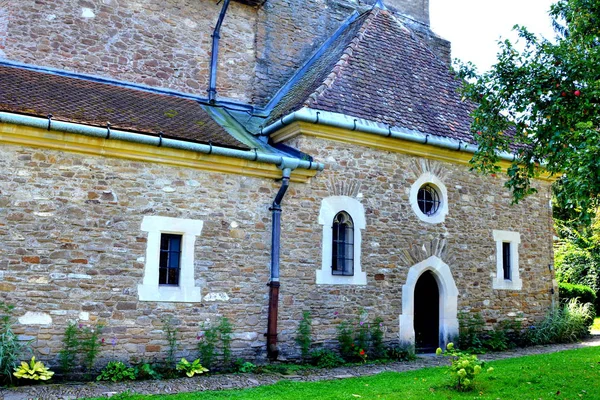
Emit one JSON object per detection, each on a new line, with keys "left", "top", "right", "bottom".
{"left": 414, "top": 271, "right": 439, "bottom": 352}
{"left": 399, "top": 256, "right": 459, "bottom": 352}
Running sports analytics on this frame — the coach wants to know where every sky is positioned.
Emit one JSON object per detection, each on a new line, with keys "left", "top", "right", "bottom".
{"left": 429, "top": 0, "right": 556, "bottom": 72}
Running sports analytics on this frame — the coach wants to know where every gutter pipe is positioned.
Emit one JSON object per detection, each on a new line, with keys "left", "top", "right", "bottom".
{"left": 261, "top": 108, "right": 518, "bottom": 163}
{"left": 266, "top": 167, "right": 291, "bottom": 360}
{"left": 208, "top": 0, "right": 231, "bottom": 104}
{"left": 0, "top": 112, "right": 324, "bottom": 172}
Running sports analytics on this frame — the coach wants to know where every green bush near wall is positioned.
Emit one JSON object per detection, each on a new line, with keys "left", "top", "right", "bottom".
{"left": 558, "top": 282, "right": 597, "bottom": 307}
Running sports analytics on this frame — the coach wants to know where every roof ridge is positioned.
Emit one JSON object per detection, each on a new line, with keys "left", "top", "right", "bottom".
{"left": 303, "top": 8, "right": 381, "bottom": 109}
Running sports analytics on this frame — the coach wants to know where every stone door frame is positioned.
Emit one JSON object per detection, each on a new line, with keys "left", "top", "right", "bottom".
{"left": 398, "top": 255, "right": 459, "bottom": 351}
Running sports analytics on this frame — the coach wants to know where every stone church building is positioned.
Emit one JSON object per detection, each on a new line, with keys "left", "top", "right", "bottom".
{"left": 0, "top": 0, "right": 556, "bottom": 364}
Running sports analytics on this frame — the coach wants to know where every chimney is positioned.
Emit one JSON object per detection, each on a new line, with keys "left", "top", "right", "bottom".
{"left": 384, "top": 0, "right": 429, "bottom": 26}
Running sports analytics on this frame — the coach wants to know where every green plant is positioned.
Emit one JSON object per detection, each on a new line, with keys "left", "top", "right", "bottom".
{"left": 12, "top": 356, "right": 54, "bottom": 381}
{"left": 198, "top": 322, "right": 219, "bottom": 370}
{"left": 559, "top": 282, "right": 597, "bottom": 306}
{"left": 524, "top": 299, "right": 594, "bottom": 345}
{"left": 0, "top": 302, "right": 32, "bottom": 384}
{"left": 80, "top": 324, "right": 103, "bottom": 374}
{"left": 176, "top": 358, "right": 209, "bottom": 377}
{"left": 370, "top": 317, "right": 387, "bottom": 360}
{"left": 295, "top": 311, "right": 312, "bottom": 360}
{"left": 96, "top": 361, "right": 136, "bottom": 382}
{"left": 218, "top": 317, "right": 233, "bottom": 368}
{"left": 233, "top": 359, "right": 256, "bottom": 373}
{"left": 387, "top": 345, "right": 415, "bottom": 361}
{"left": 336, "top": 321, "right": 354, "bottom": 361}
{"left": 457, "top": 312, "right": 486, "bottom": 353}
{"left": 309, "top": 348, "right": 345, "bottom": 369}
{"left": 436, "top": 343, "right": 490, "bottom": 391}
{"left": 133, "top": 363, "right": 162, "bottom": 380}
{"left": 161, "top": 316, "right": 179, "bottom": 368}
{"left": 58, "top": 321, "right": 79, "bottom": 375}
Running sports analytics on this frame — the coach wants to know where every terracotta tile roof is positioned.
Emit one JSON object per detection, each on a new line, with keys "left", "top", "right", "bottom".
{"left": 0, "top": 65, "right": 250, "bottom": 150}
{"left": 268, "top": 8, "right": 476, "bottom": 145}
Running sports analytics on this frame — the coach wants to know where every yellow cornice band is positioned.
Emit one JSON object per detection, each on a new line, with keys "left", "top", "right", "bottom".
{"left": 271, "top": 121, "right": 556, "bottom": 182}
{"left": 0, "top": 122, "right": 317, "bottom": 183}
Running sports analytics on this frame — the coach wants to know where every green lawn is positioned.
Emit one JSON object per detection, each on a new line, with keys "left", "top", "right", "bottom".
{"left": 89, "top": 347, "right": 600, "bottom": 400}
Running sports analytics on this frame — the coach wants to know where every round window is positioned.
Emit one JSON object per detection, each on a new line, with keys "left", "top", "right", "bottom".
{"left": 417, "top": 184, "right": 440, "bottom": 216}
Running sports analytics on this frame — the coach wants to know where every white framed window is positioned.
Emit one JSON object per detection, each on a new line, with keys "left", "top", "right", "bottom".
{"left": 492, "top": 230, "right": 522, "bottom": 290}
{"left": 316, "top": 196, "right": 366, "bottom": 285}
{"left": 138, "top": 216, "right": 203, "bottom": 302}
{"left": 409, "top": 172, "right": 448, "bottom": 224}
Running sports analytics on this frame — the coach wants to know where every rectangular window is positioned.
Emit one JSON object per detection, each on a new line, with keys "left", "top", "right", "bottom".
{"left": 159, "top": 234, "right": 182, "bottom": 285}
{"left": 502, "top": 242, "right": 511, "bottom": 280}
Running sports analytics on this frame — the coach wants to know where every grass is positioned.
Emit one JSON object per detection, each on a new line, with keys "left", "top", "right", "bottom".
{"left": 86, "top": 346, "right": 600, "bottom": 400}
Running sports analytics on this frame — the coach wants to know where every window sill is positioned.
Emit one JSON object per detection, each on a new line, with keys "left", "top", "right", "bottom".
{"left": 492, "top": 278, "right": 522, "bottom": 291}
{"left": 137, "top": 283, "right": 202, "bottom": 302}
{"left": 316, "top": 270, "right": 367, "bottom": 285}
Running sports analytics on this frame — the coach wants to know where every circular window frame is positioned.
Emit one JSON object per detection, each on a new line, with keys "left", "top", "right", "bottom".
{"left": 409, "top": 172, "right": 448, "bottom": 224}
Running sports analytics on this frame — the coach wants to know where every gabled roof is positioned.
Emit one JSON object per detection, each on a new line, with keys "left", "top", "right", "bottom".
{"left": 0, "top": 65, "right": 250, "bottom": 150}
{"left": 267, "top": 7, "right": 475, "bottom": 144}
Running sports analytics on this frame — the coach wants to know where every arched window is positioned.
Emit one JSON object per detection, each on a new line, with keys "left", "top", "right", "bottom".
{"left": 332, "top": 211, "right": 354, "bottom": 276}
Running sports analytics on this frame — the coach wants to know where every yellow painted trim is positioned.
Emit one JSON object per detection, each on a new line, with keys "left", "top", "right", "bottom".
{"left": 0, "top": 123, "right": 317, "bottom": 183}
{"left": 273, "top": 122, "right": 556, "bottom": 182}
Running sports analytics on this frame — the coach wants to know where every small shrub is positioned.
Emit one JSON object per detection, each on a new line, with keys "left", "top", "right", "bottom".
{"left": 233, "top": 359, "right": 256, "bottom": 373}
{"left": 336, "top": 321, "right": 354, "bottom": 361}
{"left": 295, "top": 311, "right": 312, "bottom": 360}
{"left": 559, "top": 282, "right": 597, "bottom": 306}
{"left": 161, "top": 316, "right": 178, "bottom": 369}
{"left": 387, "top": 345, "right": 415, "bottom": 361}
{"left": 176, "top": 358, "right": 209, "bottom": 377}
{"left": 436, "top": 343, "right": 490, "bottom": 391}
{"left": 80, "top": 324, "right": 103, "bottom": 374}
{"left": 58, "top": 321, "right": 79, "bottom": 375}
{"left": 457, "top": 312, "right": 486, "bottom": 353}
{"left": 96, "top": 361, "right": 136, "bottom": 382}
{"left": 13, "top": 356, "right": 54, "bottom": 381}
{"left": 525, "top": 299, "right": 594, "bottom": 345}
{"left": 198, "top": 322, "right": 219, "bottom": 370}
{"left": 218, "top": 317, "right": 233, "bottom": 368}
{"left": 370, "top": 317, "right": 387, "bottom": 360}
{"left": 0, "top": 302, "right": 32, "bottom": 384}
{"left": 133, "top": 363, "right": 162, "bottom": 380}
{"left": 309, "top": 348, "right": 345, "bottom": 369}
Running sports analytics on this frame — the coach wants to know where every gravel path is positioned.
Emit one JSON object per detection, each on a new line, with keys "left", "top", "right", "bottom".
{"left": 2, "top": 336, "right": 599, "bottom": 400}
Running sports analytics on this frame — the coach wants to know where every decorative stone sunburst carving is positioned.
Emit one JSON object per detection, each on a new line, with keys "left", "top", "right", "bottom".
{"left": 409, "top": 159, "right": 447, "bottom": 181}
{"left": 399, "top": 238, "right": 455, "bottom": 267}
{"left": 325, "top": 177, "right": 361, "bottom": 198}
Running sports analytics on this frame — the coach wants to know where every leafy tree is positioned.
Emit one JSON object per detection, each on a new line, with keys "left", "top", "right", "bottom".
{"left": 457, "top": 0, "right": 600, "bottom": 222}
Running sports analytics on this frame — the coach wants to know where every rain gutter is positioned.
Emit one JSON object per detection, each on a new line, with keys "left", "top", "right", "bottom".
{"left": 208, "top": 0, "right": 231, "bottom": 104}
{"left": 0, "top": 112, "right": 324, "bottom": 171}
{"left": 261, "top": 108, "right": 518, "bottom": 163}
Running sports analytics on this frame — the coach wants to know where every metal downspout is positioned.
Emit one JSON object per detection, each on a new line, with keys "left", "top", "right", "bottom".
{"left": 266, "top": 167, "right": 291, "bottom": 360}
{"left": 208, "top": 0, "right": 231, "bottom": 103}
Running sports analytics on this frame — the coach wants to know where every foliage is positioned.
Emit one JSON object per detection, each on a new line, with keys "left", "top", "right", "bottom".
{"left": 457, "top": 312, "right": 486, "bottom": 353}
{"left": 80, "top": 325, "right": 103, "bottom": 374}
{"left": 309, "top": 348, "right": 345, "bottom": 369}
{"left": 370, "top": 317, "right": 387, "bottom": 359}
{"left": 233, "top": 359, "right": 256, "bottom": 373}
{"left": 0, "top": 302, "right": 31, "bottom": 384}
{"left": 525, "top": 299, "right": 594, "bottom": 344}
{"left": 386, "top": 346, "right": 415, "bottom": 361}
{"left": 436, "top": 343, "right": 490, "bottom": 391}
{"left": 176, "top": 358, "right": 209, "bottom": 377}
{"left": 58, "top": 321, "right": 79, "bottom": 375}
{"left": 161, "top": 316, "right": 179, "bottom": 369}
{"left": 217, "top": 317, "right": 233, "bottom": 368}
{"left": 133, "top": 363, "right": 162, "bottom": 380}
{"left": 295, "top": 311, "right": 312, "bottom": 360}
{"left": 96, "top": 361, "right": 136, "bottom": 382}
{"left": 457, "top": 312, "right": 523, "bottom": 353}
{"left": 83, "top": 347, "right": 600, "bottom": 400}
{"left": 13, "top": 356, "right": 54, "bottom": 381}
{"left": 455, "top": 0, "right": 600, "bottom": 223}
{"left": 559, "top": 282, "right": 597, "bottom": 306}
{"left": 336, "top": 321, "right": 355, "bottom": 361}
{"left": 198, "top": 322, "right": 219, "bottom": 370}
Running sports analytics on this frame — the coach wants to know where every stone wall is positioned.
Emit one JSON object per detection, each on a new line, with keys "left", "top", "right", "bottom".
{"left": 0, "top": 132, "right": 555, "bottom": 367}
